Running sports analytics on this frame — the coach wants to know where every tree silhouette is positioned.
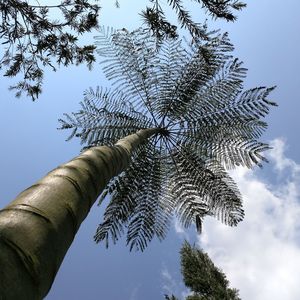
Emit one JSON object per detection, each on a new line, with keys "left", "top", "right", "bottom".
{"left": 142, "top": 0, "right": 246, "bottom": 41}
{"left": 60, "top": 26, "right": 276, "bottom": 251}
{"left": 165, "top": 241, "right": 240, "bottom": 300}
{"left": 180, "top": 241, "right": 240, "bottom": 299}
{"left": 1, "top": 0, "right": 245, "bottom": 99}
{"left": 0, "top": 0, "right": 100, "bottom": 99}
{"left": 0, "top": 27, "right": 274, "bottom": 298}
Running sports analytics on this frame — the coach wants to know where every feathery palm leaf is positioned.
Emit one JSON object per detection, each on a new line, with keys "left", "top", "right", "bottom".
{"left": 59, "top": 27, "right": 276, "bottom": 251}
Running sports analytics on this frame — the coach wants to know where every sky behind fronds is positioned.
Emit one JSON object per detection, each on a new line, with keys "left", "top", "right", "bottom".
{"left": 197, "top": 139, "right": 300, "bottom": 299}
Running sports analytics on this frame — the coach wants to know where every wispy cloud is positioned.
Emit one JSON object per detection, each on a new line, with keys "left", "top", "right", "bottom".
{"left": 269, "top": 138, "right": 300, "bottom": 174}
{"left": 161, "top": 264, "right": 190, "bottom": 300}
{"left": 161, "top": 265, "right": 178, "bottom": 296}
{"left": 129, "top": 285, "right": 140, "bottom": 300}
{"left": 197, "top": 138, "right": 300, "bottom": 300}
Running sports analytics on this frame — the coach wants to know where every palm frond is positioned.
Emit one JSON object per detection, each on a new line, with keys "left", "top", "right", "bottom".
{"left": 171, "top": 149, "right": 244, "bottom": 228}
{"left": 58, "top": 87, "right": 153, "bottom": 146}
{"left": 95, "top": 27, "right": 160, "bottom": 116}
{"left": 60, "top": 28, "right": 276, "bottom": 251}
{"left": 157, "top": 32, "right": 235, "bottom": 120}
{"left": 179, "top": 58, "right": 247, "bottom": 118}
{"left": 94, "top": 142, "right": 174, "bottom": 251}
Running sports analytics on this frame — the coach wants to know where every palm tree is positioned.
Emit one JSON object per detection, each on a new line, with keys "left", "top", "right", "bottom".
{"left": 0, "top": 27, "right": 275, "bottom": 299}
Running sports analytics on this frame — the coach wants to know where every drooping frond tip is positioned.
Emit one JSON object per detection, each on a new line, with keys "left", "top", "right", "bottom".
{"left": 200, "top": 0, "right": 246, "bottom": 21}
{"left": 140, "top": 0, "right": 246, "bottom": 42}
{"left": 60, "top": 27, "right": 276, "bottom": 251}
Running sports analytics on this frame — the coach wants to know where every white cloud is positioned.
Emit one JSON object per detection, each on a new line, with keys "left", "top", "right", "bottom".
{"left": 269, "top": 138, "right": 300, "bottom": 174}
{"left": 174, "top": 218, "right": 190, "bottom": 241}
{"left": 161, "top": 265, "right": 178, "bottom": 296}
{"left": 161, "top": 265, "right": 190, "bottom": 300}
{"left": 198, "top": 138, "right": 300, "bottom": 300}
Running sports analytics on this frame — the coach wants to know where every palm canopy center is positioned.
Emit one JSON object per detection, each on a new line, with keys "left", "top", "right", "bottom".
{"left": 60, "top": 27, "right": 276, "bottom": 251}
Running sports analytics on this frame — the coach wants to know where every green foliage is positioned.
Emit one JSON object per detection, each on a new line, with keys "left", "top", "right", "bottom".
{"left": 59, "top": 27, "right": 276, "bottom": 251}
{"left": 1, "top": 0, "right": 246, "bottom": 99}
{"left": 141, "top": 0, "right": 246, "bottom": 42}
{"left": 179, "top": 241, "right": 241, "bottom": 299}
{"left": 200, "top": 0, "right": 246, "bottom": 21}
{"left": 0, "top": 0, "right": 100, "bottom": 99}
{"left": 165, "top": 295, "right": 179, "bottom": 300}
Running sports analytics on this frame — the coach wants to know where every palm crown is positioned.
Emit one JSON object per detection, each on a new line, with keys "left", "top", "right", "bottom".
{"left": 59, "top": 27, "right": 276, "bottom": 251}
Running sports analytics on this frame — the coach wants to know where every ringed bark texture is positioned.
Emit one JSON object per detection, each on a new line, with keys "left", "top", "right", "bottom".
{"left": 0, "top": 128, "right": 158, "bottom": 299}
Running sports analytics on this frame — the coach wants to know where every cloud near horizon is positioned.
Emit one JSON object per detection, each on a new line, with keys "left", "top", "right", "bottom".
{"left": 196, "top": 138, "right": 300, "bottom": 300}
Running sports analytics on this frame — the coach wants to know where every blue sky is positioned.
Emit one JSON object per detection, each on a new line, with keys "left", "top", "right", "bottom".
{"left": 1, "top": 1, "right": 300, "bottom": 299}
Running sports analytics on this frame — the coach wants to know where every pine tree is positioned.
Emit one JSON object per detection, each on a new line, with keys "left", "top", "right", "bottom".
{"left": 181, "top": 241, "right": 240, "bottom": 300}
{"left": 166, "top": 241, "right": 240, "bottom": 300}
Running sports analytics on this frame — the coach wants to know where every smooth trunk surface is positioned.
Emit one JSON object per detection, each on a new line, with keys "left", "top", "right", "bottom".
{"left": 0, "top": 128, "right": 158, "bottom": 299}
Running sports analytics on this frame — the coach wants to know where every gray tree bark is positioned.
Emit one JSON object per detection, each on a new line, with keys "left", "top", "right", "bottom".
{"left": 0, "top": 128, "right": 159, "bottom": 299}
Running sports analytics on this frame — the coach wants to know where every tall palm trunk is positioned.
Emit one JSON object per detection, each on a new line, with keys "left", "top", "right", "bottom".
{"left": 0, "top": 128, "right": 159, "bottom": 299}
